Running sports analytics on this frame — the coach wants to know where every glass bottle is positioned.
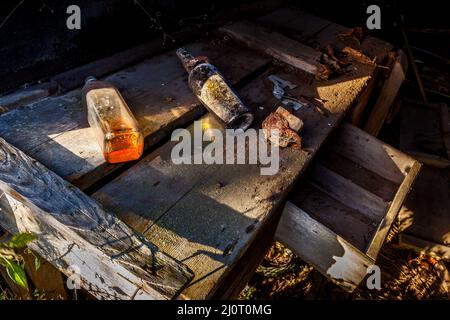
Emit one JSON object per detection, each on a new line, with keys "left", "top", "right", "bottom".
{"left": 82, "top": 77, "right": 143, "bottom": 163}
{"left": 176, "top": 48, "right": 254, "bottom": 131}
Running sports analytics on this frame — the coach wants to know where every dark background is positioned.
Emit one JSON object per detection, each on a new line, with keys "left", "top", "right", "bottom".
{"left": 0, "top": 0, "right": 448, "bottom": 94}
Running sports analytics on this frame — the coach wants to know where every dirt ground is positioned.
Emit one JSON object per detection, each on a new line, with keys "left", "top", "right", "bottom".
{"left": 241, "top": 228, "right": 450, "bottom": 300}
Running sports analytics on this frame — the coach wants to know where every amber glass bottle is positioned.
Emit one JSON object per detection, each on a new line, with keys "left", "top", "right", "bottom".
{"left": 176, "top": 48, "right": 253, "bottom": 131}
{"left": 82, "top": 77, "right": 143, "bottom": 163}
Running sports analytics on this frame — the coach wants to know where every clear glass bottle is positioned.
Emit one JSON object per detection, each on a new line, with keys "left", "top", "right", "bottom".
{"left": 176, "top": 48, "right": 254, "bottom": 131}
{"left": 82, "top": 77, "right": 143, "bottom": 163}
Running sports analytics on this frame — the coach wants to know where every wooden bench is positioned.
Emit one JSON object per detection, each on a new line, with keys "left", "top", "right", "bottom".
{"left": 0, "top": 8, "right": 403, "bottom": 299}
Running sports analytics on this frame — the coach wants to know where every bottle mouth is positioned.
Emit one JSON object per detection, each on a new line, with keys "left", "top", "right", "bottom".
{"left": 228, "top": 112, "right": 254, "bottom": 131}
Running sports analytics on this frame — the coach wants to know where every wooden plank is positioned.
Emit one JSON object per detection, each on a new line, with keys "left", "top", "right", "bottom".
{"left": 258, "top": 7, "right": 339, "bottom": 46}
{"left": 349, "top": 72, "right": 378, "bottom": 126}
{"left": 0, "top": 40, "right": 270, "bottom": 191}
{"left": 220, "top": 21, "right": 324, "bottom": 78}
{"left": 364, "top": 50, "right": 408, "bottom": 136}
{"left": 330, "top": 123, "right": 415, "bottom": 185}
{"left": 275, "top": 202, "right": 374, "bottom": 292}
{"left": 51, "top": 39, "right": 171, "bottom": 93}
{"left": 211, "top": 205, "right": 285, "bottom": 299}
{"left": 398, "top": 166, "right": 450, "bottom": 249}
{"left": 406, "top": 151, "right": 450, "bottom": 168}
{"left": 366, "top": 161, "right": 421, "bottom": 259}
{"left": 0, "top": 84, "right": 56, "bottom": 114}
{"left": 318, "top": 151, "right": 399, "bottom": 201}
{"left": 440, "top": 103, "right": 450, "bottom": 160}
{"left": 308, "top": 164, "right": 389, "bottom": 221}
{"left": 93, "top": 56, "right": 375, "bottom": 299}
{"left": 399, "top": 99, "right": 447, "bottom": 168}
{"left": 259, "top": 7, "right": 393, "bottom": 63}
{"left": 292, "top": 183, "right": 375, "bottom": 252}
{"left": 399, "top": 233, "right": 450, "bottom": 261}
{"left": 0, "top": 138, "right": 193, "bottom": 300}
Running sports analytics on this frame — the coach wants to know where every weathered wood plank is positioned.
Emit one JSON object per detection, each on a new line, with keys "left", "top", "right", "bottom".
{"left": 259, "top": 7, "right": 393, "bottom": 63}
{"left": 308, "top": 164, "right": 389, "bottom": 221}
{"left": 0, "top": 138, "right": 193, "bottom": 300}
{"left": 400, "top": 233, "right": 450, "bottom": 261}
{"left": 0, "top": 84, "right": 55, "bottom": 114}
{"left": 211, "top": 205, "right": 285, "bottom": 299}
{"left": 0, "top": 40, "right": 270, "bottom": 190}
{"left": 366, "top": 161, "right": 421, "bottom": 259}
{"left": 220, "top": 21, "right": 324, "bottom": 78}
{"left": 398, "top": 166, "right": 450, "bottom": 251}
{"left": 275, "top": 202, "right": 374, "bottom": 292}
{"left": 318, "top": 151, "right": 399, "bottom": 201}
{"left": 291, "top": 182, "right": 374, "bottom": 252}
{"left": 364, "top": 50, "right": 408, "bottom": 136}
{"left": 329, "top": 123, "right": 415, "bottom": 185}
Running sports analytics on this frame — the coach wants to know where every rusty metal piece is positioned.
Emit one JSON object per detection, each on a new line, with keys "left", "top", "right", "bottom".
{"left": 316, "top": 64, "right": 333, "bottom": 81}
{"left": 268, "top": 74, "right": 308, "bottom": 110}
{"left": 262, "top": 111, "right": 302, "bottom": 149}
{"left": 338, "top": 27, "right": 365, "bottom": 46}
{"left": 341, "top": 47, "right": 374, "bottom": 65}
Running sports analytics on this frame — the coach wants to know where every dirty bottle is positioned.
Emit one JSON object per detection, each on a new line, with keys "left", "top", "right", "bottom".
{"left": 82, "top": 77, "right": 143, "bottom": 163}
{"left": 176, "top": 48, "right": 254, "bottom": 131}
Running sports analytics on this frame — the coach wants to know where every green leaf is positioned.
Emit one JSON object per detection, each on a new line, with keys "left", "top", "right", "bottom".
{"left": 5, "top": 259, "right": 28, "bottom": 289}
{"left": 34, "top": 256, "right": 41, "bottom": 271}
{"left": 7, "top": 233, "right": 36, "bottom": 248}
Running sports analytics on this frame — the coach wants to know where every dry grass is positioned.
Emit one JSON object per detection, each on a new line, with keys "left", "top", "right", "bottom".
{"left": 241, "top": 223, "right": 450, "bottom": 300}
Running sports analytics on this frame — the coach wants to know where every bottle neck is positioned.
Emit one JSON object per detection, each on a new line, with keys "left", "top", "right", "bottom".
{"left": 176, "top": 48, "right": 209, "bottom": 72}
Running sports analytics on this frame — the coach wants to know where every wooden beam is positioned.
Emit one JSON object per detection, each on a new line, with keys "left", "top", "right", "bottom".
{"left": 400, "top": 233, "right": 450, "bottom": 261}
{"left": 258, "top": 7, "right": 394, "bottom": 64}
{"left": 275, "top": 202, "right": 374, "bottom": 292}
{"left": 212, "top": 204, "right": 285, "bottom": 299}
{"left": 0, "top": 84, "right": 56, "bottom": 114}
{"left": 364, "top": 50, "right": 408, "bottom": 136}
{"left": 220, "top": 21, "right": 324, "bottom": 78}
{"left": 366, "top": 161, "right": 421, "bottom": 259}
{"left": 0, "top": 138, "right": 193, "bottom": 300}
{"left": 406, "top": 151, "right": 450, "bottom": 169}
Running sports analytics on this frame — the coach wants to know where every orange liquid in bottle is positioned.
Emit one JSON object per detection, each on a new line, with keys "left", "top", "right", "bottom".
{"left": 104, "top": 128, "right": 143, "bottom": 163}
